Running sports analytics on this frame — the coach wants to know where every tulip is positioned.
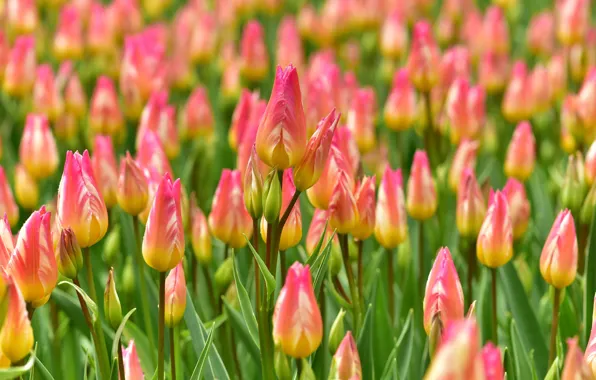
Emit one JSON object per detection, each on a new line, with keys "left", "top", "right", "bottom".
{"left": 14, "top": 163, "right": 38, "bottom": 210}
{"left": 191, "top": 203, "right": 212, "bottom": 265}
{"left": 180, "top": 87, "right": 214, "bottom": 139}
{"left": 328, "top": 332, "right": 362, "bottom": 380}
{"left": 502, "top": 179, "right": 531, "bottom": 240}
{"left": 117, "top": 152, "right": 149, "bottom": 216}
{"left": 7, "top": 206, "right": 57, "bottom": 303}
{"left": 380, "top": 11, "right": 408, "bottom": 59}
{"left": 273, "top": 262, "right": 323, "bottom": 358}
{"left": 437, "top": 46, "right": 471, "bottom": 98}
{"left": 384, "top": 69, "right": 417, "bottom": 131}
{"left": 562, "top": 338, "right": 593, "bottom": 380}
{"left": 89, "top": 76, "right": 124, "bottom": 138}
{"left": 209, "top": 169, "right": 253, "bottom": 249}
{"left": 244, "top": 146, "right": 264, "bottom": 220}
{"left": 407, "top": 151, "right": 438, "bottom": 221}
{"left": 256, "top": 65, "right": 307, "bottom": 169}
{"left": 262, "top": 170, "right": 282, "bottom": 224}
{"left": 456, "top": 169, "right": 486, "bottom": 239}
{"left": 142, "top": 173, "right": 184, "bottom": 272}
{"left": 527, "top": 11, "right": 555, "bottom": 57}
{"left": 481, "top": 343, "right": 504, "bottom": 380}
{"left": 478, "top": 52, "right": 509, "bottom": 94}
{"left": 276, "top": 17, "right": 304, "bottom": 72}
{"left": 556, "top": 0, "right": 590, "bottom": 46}
{"left": 0, "top": 168, "right": 19, "bottom": 227}
{"left": 0, "top": 215, "right": 12, "bottom": 270}
{"left": 0, "top": 283, "right": 34, "bottom": 363}
{"left": 3, "top": 36, "right": 36, "bottom": 97}
{"left": 56, "top": 228, "right": 83, "bottom": 280}
{"left": 32, "top": 65, "right": 64, "bottom": 121}
{"left": 229, "top": 90, "right": 260, "bottom": 152}
{"left": 64, "top": 70, "right": 87, "bottom": 118}
{"left": 482, "top": 6, "right": 509, "bottom": 55}
{"left": 577, "top": 69, "right": 596, "bottom": 132}
{"left": 122, "top": 341, "right": 144, "bottom": 380}
{"left": 5, "top": 0, "right": 38, "bottom": 36}
{"left": 164, "top": 262, "right": 186, "bottom": 327}
{"left": 540, "top": 210, "right": 578, "bottom": 289}
{"left": 530, "top": 64, "right": 552, "bottom": 116}
{"left": 449, "top": 140, "right": 479, "bottom": 193}
{"left": 137, "top": 91, "right": 179, "bottom": 159}
{"left": 504, "top": 121, "right": 536, "bottom": 182}
{"left": 187, "top": 12, "right": 217, "bottom": 64}
{"left": 240, "top": 21, "right": 269, "bottom": 82}
{"left": 91, "top": 136, "right": 118, "bottom": 208}
{"left": 352, "top": 176, "right": 376, "bottom": 241}
{"left": 561, "top": 152, "right": 588, "bottom": 213}
{"left": 332, "top": 127, "right": 360, "bottom": 178}
{"left": 19, "top": 114, "right": 59, "bottom": 180}
{"left": 548, "top": 54, "right": 567, "bottom": 103}
{"left": 407, "top": 21, "right": 440, "bottom": 92}
{"left": 477, "top": 191, "right": 513, "bottom": 268}
{"left": 423, "top": 247, "right": 464, "bottom": 335}
{"left": 294, "top": 109, "right": 340, "bottom": 191}
{"left": 57, "top": 150, "right": 109, "bottom": 248}
{"left": 104, "top": 268, "right": 123, "bottom": 329}
{"left": 502, "top": 62, "right": 533, "bottom": 122}
{"left": 445, "top": 79, "right": 485, "bottom": 145}
{"left": 329, "top": 171, "right": 359, "bottom": 235}
{"left": 53, "top": 5, "right": 83, "bottom": 60}
{"left": 87, "top": 3, "right": 115, "bottom": 55}
{"left": 374, "top": 167, "right": 407, "bottom": 249}
{"left": 136, "top": 130, "right": 172, "bottom": 177}
{"left": 346, "top": 88, "right": 376, "bottom": 154}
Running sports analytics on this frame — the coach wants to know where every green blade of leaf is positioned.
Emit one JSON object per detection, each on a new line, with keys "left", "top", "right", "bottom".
{"left": 584, "top": 203, "right": 596, "bottom": 346}
{"left": 189, "top": 326, "right": 216, "bottom": 380}
{"left": 58, "top": 281, "right": 98, "bottom": 322}
{"left": 312, "top": 236, "right": 335, "bottom": 294}
{"left": 380, "top": 309, "right": 413, "bottom": 380}
{"left": 110, "top": 308, "right": 137, "bottom": 360}
{"left": 222, "top": 300, "right": 261, "bottom": 363}
{"left": 509, "top": 320, "right": 533, "bottom": 380}
{"left": 305, "top": 220, "right": 330, "bottom": 266}
{"left": 34, "top": 355, "right": 55, "bottom": 380}
{"left": 0, "top": 348, "right": 36, "bottom": 380}
{"left": 231, "top": 252, "right": 260, "bottom": 349}
{"left": 244, "top": 236, "right": 276, "bottom": 303}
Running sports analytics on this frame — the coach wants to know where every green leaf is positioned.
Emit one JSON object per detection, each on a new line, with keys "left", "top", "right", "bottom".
{"left": 58, "top": 281, "right": 98, "bottom": 323}
{"left": 183, "top": 292, "right": 230, "bottom": 380}
{"left": 305, "top": 220, "right": 330, "bottom": 266}
{"left": 326, "top": 281, "right": 353, "bottom": 310}
{"left": 244, "top": 236, "right": 276, "bottom": 303}
{"left": 584, "top": 203, "right": 596, "bottom": 346}
{"left": 222, "top": 300, "right": 261, "bottom": 363}
{"left": 499, "top": 263, "right": 548, "bottom": 378}
{"left": 509, "top": 320, "right": 533, "bottom": 380}
{"left": 231, "top": 252, "right": 260, "bottom": 350}
{"left": 527, "top": 168, "right": 555, "bottom": 242}
{"left": 312, "top": 235, "right": 335, "bottom": 294}
{"left": 34, "top": 356, "right": 55, "bottom": 380}
{"left": 358, "top": 269, "right": 379, "bottom": 380}
{"left": 477, "top": 271, "right": 493, "bottom": 344}
{"left": 544, "top": 357, "right": 561, "bottom": 380}
{"left": 503, "top": 347, "right": 516, "bottom": 380}
{"left": 110, "top": 309, "right": 137, "bottom": 361}
{"left": 0, "top": 349, "right": 36, "bottom": 380}
{"left": 189, "top": 326, "right": 216, "bottom": 380}
{"left": 380, "top": 310, "right": 413, "bottom": 380}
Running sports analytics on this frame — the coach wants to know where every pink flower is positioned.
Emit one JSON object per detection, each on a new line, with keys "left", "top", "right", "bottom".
{"left": 407, "top": 21, "right": 441, "bottom": 92}
{"left": 32, "top": 65, "right": 63, "bottom": 121}
{"left": 375, "top": 167, "right": 407, "bottom": 249}
{"left": 504, "top": 121, "right": 536, "bottom": 182}
{"left": 380, "top": 10, "right": 408, "bottom": 59}
{"left": 89, "top": 76, "right": 124, "bottom": 138}
{"left": 53, "top": 5, "right": 84, "bottom": 60}
{"left": 181, "top": 86, "right": 214, "bottom": 139}
{"left": 136, "top": 130, "right": 172, "bottom": 177}
{"left": 456, "top": 169, "right": 487, "bottom": 239}
{"left": 540, "top": 210, "right": 578, "bottom": 289}
{"left": 19, "top": 114, "right": 59, "bottom": 179}
{"left": 329, "top": 332, "right": 362, "bottom": 380}
{"left": 0, "top": 283, "right": 34, "bottom": 363}
{"left": 0, "top": 168, "right": 19, "bottom": 227}
{"left": 3, "top": 36, "right": 36, "bottom": 97}
{"left": 481, "top": 343, "right": 504, "bottom": 380}
{"left": 445, "top": 79, "right": 485, "bottom": 145}
{"left": 240, "top": 20, "right": 269, "bottom": 81}
{"left": 122, "top": 341, "right": 144, "bottom": 380}
{"left": 502, "top": 179, "right": 531, "bottom": 240}
{"left": 384, "top": 69, "right": 417, "bottom": 131}
{"left": 329, "top": 171, "right": 359, "bottom": 235}
{"left": 407, "top": 151, "right": 437, "bottom": 221}
{"left": 477, "top": 191, "right": 513, "bottom": 268}
{"left": 164, "top": 262, "right": 186, "bottom": 327}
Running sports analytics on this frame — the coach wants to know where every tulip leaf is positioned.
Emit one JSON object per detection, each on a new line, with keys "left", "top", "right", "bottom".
{"left": 0, "top": 347, "right": 35, "bottom": 380}
{"left": 305, "top": 220, "right": 330, "bottom": 266}
{"left": 583, "top": 203, "right": 596, "bottom": 346}
{"left": 544, "top": 357, "right": 561, "bottom": 380}
{"left": 34, "top": 355, "right": 55, "bottom": 380}
{"left": 358, "top": 269, "right": 379, "bottom": 380}
{"left": 509, "top": 319, "right": 533, "bottom": 380}
{"left": 58, "top": 281, "right": 98, "bottom": 323}
{"left": 326, "top": 280, "right": 353, "bottom": 310}
{"left": 231, "top": 252, "right": 260, "bottom": 349}
{"left": 109, "top": 308, "right": 136, "bottom": 363}
{"left": 527, "top": 168, "right": 555, "bottom": 242}
{"left": 244, "top": 236, "right": 276, "bottom": 303}
{"left": 503, "top": 347, "right": 516, "bottom": 380}
{"left": 499, "top": 263, "right": 548, "bottom": 377}
{"left": 312, "top": 234, "right": 335, "bottom": 294}
{"left": 189, "top": 326, "right": 216, "bottom": 380}
{"left": 380, "top": 309, "right": 413, "bottom": 380}
{"left": 222, "top": 300, "right": 261, "bottom": 363}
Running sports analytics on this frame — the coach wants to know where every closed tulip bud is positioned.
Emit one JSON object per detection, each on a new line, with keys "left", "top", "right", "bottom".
{"left": 587, "top": 142, "right": 596, "bottom": 186}
{"left": 407, "top": 21, "right": 441, "bottom": 92}
{"left": 328, "top": 309, "right": 346, "bottom": 354}
{"left": 63, "top": 72, "right": 86, "bottom": 118}
{"left": 478, "top": 52, "right": 509, "bottom": 94}
{"left": 165, "top": 262, "right": 186, "bottom": 327}
{"left": 6, "top": 0, "right": 37, "bottom": 36}
{"left": 142, "top": 173, "right": 184, "bottom": 272}
{"left": 122, "top": 341, "right": 144, "bottom": 380}
{"left": 329, "top": 172, "right": 359, "bottom": 235}
{"left": 562, "top": 338, "right": 593, "bottom": 380}
{"left": 181, "top": 87, "right": 214, "bottom": 139}
{"left": 577, "top": 69, "right": 596, "bottom": 132}
{"left": 346, "top": 88, "right": 376, "bottom": 154}
{"left": 502, "top": 62, "right": 533, "bottom": 122}
{"left": 273, "top": 262, "right": 323, "bottom": 358}
{"left": 328, "top": 332, "right": 362, "bottom": 380}
{"left": 53, "top": 5, "right": 83, "bottom": 60}
{"left": 562, "top": 152, "right": 588, "bottom": 213}
{"left": 423, "top": 247, "right": 464, "bottom": 335}
{"left": 209, "top": 170, "right": 253, "bottom": 248}
{"left": 384, "top": 69, "right": 417, "bottom": 131}
{"left": 527, "top": 12, "right": 555, "bottom": 57}
{"left": 14, "top": 164, "right": 38, "bottom": 210}
{"left": 482, "top": 6, "right": 509, "bottom": 55}
{"left": 215, "top": 257, "right": 233, "bottom": 292}
{"left": 294, "top": 109, "right": 340, "bottom": 191}
{"left": 350, "top": 176, "right": 376, "bottom": 241}
{"left": 103, "top": 268, "right": 122, "bottom": 329}
{"left": 380, "top": 11, "right": 408, "bottom": 59}
{"left": 0, "top": 168, "right": 19, "bottom": 227}
{"left": 0, "top": 283, "right": 34, "bottom": 363}
{"left": 262, "top": 170, "right": 283, "bottom": 224}
{"left": 8, "top": 206, "right": 57, "bottom": 303}
{"left": 276, "top": 17, "right": 304, "bottom": 72}
{"left": 456, "top": 170, "right": 486, "bottom": 239}
{"left": 229, "top": 90, "right": 259, "bottom": 152}
{"left": 332, "top": 127, "right": 360, "bottom": 179}
{"left": 502, "top": 178, "right": 531, "bottom": 240}
{"left": 477, "top": 191, "right": 513, "bottom": 268}
{"left": 375, "top": 167, "right": 407, "bottom": 249}
{"left": 449, "top": 140, "right": 479, "bottom": 193}
{"left": 55, "top": 228, "right": 83, "bottom": 280}
{"left": 137, "top": 92, "right": 179, "bottom": 160}
{"left": 482, "top": 343, "right": 504, "bottom": 380}
{"left": 274, "top": 350, "right": 291, "bottom": 380}
{"left": 86, "top": 3, "right": 115, "bottom": 55}
{"left": 240, "top": 21, "right": 269, "bottom": 82}
{"left": 445, "top": 79, "right": 485, "bottom": 145}
{"left": 57, "top": 151, "right": 109, "bottom": 247}
{"left": 0, "top": 216, "right": 13, "bottom": 268}
{"left": 256, "top": 65, "right": 307, "bottom": 169}
{"left": 186, "top": 12, "right": 217, "bottom": 64}
{"left": 504, "top": 121, "right": 536, "bottom": 182}
{"left": 89, "top": 76, "right": 124, "bottom": 138}
{"left": 540, "top": 209, "right": 578, "bottom": 289}
{"left": 91, "top": 136, "right": 118, "bottom": 208}
{"left": 244, "top": 146, "right": 264, "bottom": 219}
{"left": 136, "top": 130, "right": 172, "bottom": 177}
{"left": 103, "top": 225, "right": 120, "bottom": 266}
{"left": 32, "top": 65, "right": 63, "bottom": 121}
{"left": 117, "top": 152, "right": 149, "bottom": 216}
{"left": 407, "top": 151, "right": 438, "bottom": 221}
{"left": 3, "top": 36, "right": 36, "bottom": 97}
{"left": 530, "top": 64, "right": 552, "bottom": 115}
{"left": 19, "top": 114, "right": 59, "bottom": 180}
{"left": 557, "top": 0, "right": 590, "bottom": 46}
{"left": 548, "top": 54, "right": 567, "bottom": 103}
{"left": 191, "top": 204, "right": 212, "bottom": 265}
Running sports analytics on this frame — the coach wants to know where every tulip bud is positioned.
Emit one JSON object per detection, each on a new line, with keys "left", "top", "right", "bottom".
{"left": 306, "top": 209, "right": 333, "bottom": 256}
{"left": 384, "top": 69, "right": 417, "bottom": 131}
{"left": 89, "top": 76, "right": 124, "bottom": 138}
{"left": 104, "top": 268, "right": 123, "bottom": 329}
{"left": 244, "top": 146, "right": 264, "bottom": 220}
{"left": 190, "top": 204, "right": 211, "bottom": 266}
{"left": 181, "top": 87, "right": 214, "bottom": 139}
{"left": 53, "top": 5, "right": 83, "bottom": 60}
{"left": 449, "top": 140, "right": 479, "bottom": 193}
{"left": 276, "top": 17, "right": 304, "bottom": 72}
{"left": 445, "top": 79, "right": 485, "bottom": 145}
{"left": 478, "top": 52, "right": 509, "bottom": 94}
{"left": 329, "top": 172, "right": 359, "bottom": 235}
{"left": 581, "top": 184, "right": 596, "bottom": 225}
{"left": 586, "top": 141, "right": 596, "bottom": 186}
{"left": 502, "top": 62, "right": 533, "bottom": 122}
{"left": 136, "top": 130, "right": 172, "bottom": 177}
{"left": 423, "top": 247, "right": 464, "bottom": 335}
{"left": 240, "top": 21, "right": 269, "bottom": 82}
{"left": 482, "top": 6, "right": 509, "bottom": 55}
{"left": 562, "top": 337, "right": 593, "bottom": 380}
{"left": 328, "top": 332, "right": 362, "bottom": 380}
{"left": 122, "top": 341, "right": 144, "bottom": 379}
{"left": 273, "top": 263, "right": 323, "bottom": 358}
{"left": 256, "top": 65, "right": 307, "bottom": 169}
{"left": 328, "top": 309, "right": 346, "bottom": 354}
{"left": 351, "top": 176, "right": 376, "bottom": 241}
{"left": 215, "top": 257, "right": 233, "bottom": 292}
{"left": 142, "top": 173, "right": 185, "bottom": 272}
{"left": 7, "top": 206, "right": 57, "bottom": 303}
{"left": 557, "top": 0, "right": 590, "bottom": 46}
{"left": 91, "top": 135, "right": 118, "bottom": 208}
{"left": 14, "top": 164, "right": 39, "bottom": 210}
{"left": 103, "top": 225, "right": 120, "bottom": 266}
{"left": 561, "top": 152, "right": 588, "bottom": 213}
{"left": 209, "top": 170, "right": 253, "bottom": 249}
{"left": 477, "top": 191, "right": 513, "bottom": 268}
{"left": 117, "top": 152, "right": 149, "bottom": 216}
{"left": 56, "top": 228, "right": 83, "bottom": 280}
{"left": 262, "top": 170, "right": 282, "bottom": 224}
{"left": 380, "top": 11, "right": 408, "bottom": 59}
{"left": 375, "top": 167, "right": 407, "bottom": 249}
{"left": 19, "top": 114, "right": 59, "bottom": 180}
{"left": 540, "top": 209, "right": 578, "bottom": 289}
{"left": 482, "top": 343, "right": 504, "bottom": 380}
{"left": 501, "top": 178, "right": 531, "bottom": 240}
{"left": 504, "top": 121, "right": 536, "bottom": 182}
{"left": 407, "top": 21, "right": 441, "bottom": 92}
{"left": 0, "top": 284, "right": 34, "bottom": 363}
{"left": 32, "top": 65, "right": 64, "bottom": 121}
{"left": 347, "top": 88, "right": 377, "bottom": 154}
{"left": 527, "top": 12, "right": 555, "bottom": 57}
{"left": 577, "top": 69, "right": 596, "bottom": 132}
{"left": 294, "top": 109, "right": 340, "bottom": 192}
{"left": 5, "top": 0, "right": 38, "bottom": 36}
{"left": 0, "top": 167, "right": 19, "bottom": 227}
{"left": 548, "top": 54, "right": 567, "bottom": 103}
{"left": 456, "top": 170, "right": 486, "bottom": 239}
{"left": 407, "top": 151, "right": 438, "bottom": 221}
{"left": 165, "top": 262, "right": 186, "bottom": 327}
{"left": 274, "top": 350, "right": 292, "bottom": 380}
{"left": 332, "top": 127, "right": 360, "bottom": 179}
{"left": 3, "top": 36, "right": 36, "bottom": 97}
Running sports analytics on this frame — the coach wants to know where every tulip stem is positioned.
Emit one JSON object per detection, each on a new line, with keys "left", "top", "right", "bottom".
{"left": 280, "top": 251, "right": 287, "bottom": 284}
{"left": 279, "top": 190, "right": 301, "bottom": 230}
{"left": 295, "top": 358, "right": 303, "bottom": 376}
{"left": 467, "top": 241, "right": 476, "bottom": 309}
{"left": 491, "top": 268, "right": 498, "bottom": 345}
{"left": 387, "top": 248, "right": 395, "bottom": 326}
{"left": 259, "top": 221, "right": 276, "bottom": 380}
{"left": 550, "top": 287, "right": 561, "bottom": 365}
{"left": 117, "top": 338, "right": 125, "bottom": 380}
{"left": 170, "top": 327, "right": 176, "bottom": 380}
{"left": 26, "top": 303, "right": 35, "bottom": 321}
{"left": 339, "top": 234, "right": 361, "bottom": 334}
{"left": 333, "top": 276, "right": 351, "bottom": 305}
{"left": 201, "top": 265, "right": 217, "bottom": 316}
{"left": 252, "top": 218, "right": 261, "bottom": 316}
{"left": 132, "top": 215, "right": 155, "bottom": 350}
{"left": 158, "top": 272, "right": 166, "bottom": 380}
{"left": 418, "top": 221, "right": 425, "bottom": 297}
{"left": 357, "top": 240, "right": 364, "bottom": 313}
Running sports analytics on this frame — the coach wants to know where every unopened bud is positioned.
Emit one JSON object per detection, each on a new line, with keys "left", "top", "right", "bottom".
{"left": 274, "top": 350, "right": 292, "bottom": 380}
{"left": 56, "top": 228, "right": 84, "bottom": 280}
{"left": 328, "top": 309, "right": 346, "bottom": 354}
{"left": 561, "top": 152, "right": 587, "bottom": 213}
{"left": 299, "top": 359, "right": 316, "bottom": 380}
{"left": 329, "top": 245, "right": 343, "bottom": 277}
{"left": 103, "top": 226, "right": 120, "bottom": 267}
{"left": 263, "top": 170, "right": 282, "bottom": 224}
{"left": 244, "top": 146, "right": 263, "bottom": 219}
{"left": 122, "top": 257, "right": 135, "bottom": 297}
{"left": 104, "top": 268, "right": 123, "bottom": 329}
{"left": 215, "top": 257, "right": 234, "bottom": 293}
{"left": 581, "top": 184, "right": 596, "bottom": 225}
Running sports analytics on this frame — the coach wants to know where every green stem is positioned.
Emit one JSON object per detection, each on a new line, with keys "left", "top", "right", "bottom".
{"left": 467, "top": 240, "right": 476, "bottom": 310}
{"left": 170, "top": 327, "right": 176, "bottom": 380}
{"left": 418, "top": 221, "right": 425, "bottom": 297}
{"left": 295, "top": 358, "right": 303, "bottom": 377}
{"left": 550, "top": 287, "right": 561, "bottom": 365}
{"left": 280, "top": 250, "right": 287, "bottom": 284}
{"left": 253, "top": 218, "right": 261, "bottom": 316}
{"left": 117, "top": 339, "right": 125, "bottom": 380}
{"left": 339, "top": 234, "right": 361, "bottom": 334}
{"left": 387, "top": 248, "right": 394, "bottom": 326}
{"left": 491, "top": 268, "right": 498, "bottom": 345}
{"left": 132, "top": 215, "right": 155, "bottom": 349}
{"left": 357, "top": 240, "right": 364, "bottom": 314}
{"left": 158, "top": 272, "right": 166, "bottom": 380}
{"left": 278, "top": 190, "right": 301, "bottom": 230}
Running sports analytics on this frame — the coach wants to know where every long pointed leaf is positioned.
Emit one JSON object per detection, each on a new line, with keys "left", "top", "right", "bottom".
{"left": 110, "top": 309, "right": 137, "bottom": 360}
{"left": 189, "top": 326, "right": 216, "bottom": 380}
{"left": 0, "top": 348, "right": 36, "bottom": 380}
{"left": 58, "top": 281, "right": 98, "bottom": 322}
{"left": 244, "top": 236, "right": 276, "bottom": 303}
{"left": 380, "top": 310, "right": 413, "bottom": 380}
{"left": 231, "top": 252, "right": 260, "bottom": 349}
{"left": 584, "top": 203, "right": 596, "bottom": 346}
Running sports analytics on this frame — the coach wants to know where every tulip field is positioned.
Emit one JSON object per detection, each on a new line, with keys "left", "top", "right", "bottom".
{"left": 2, "top": 0, "right": 596, "bottom": 379}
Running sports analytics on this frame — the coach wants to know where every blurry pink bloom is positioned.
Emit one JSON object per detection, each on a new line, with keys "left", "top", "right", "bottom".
{"left": 3, "top": 37, "right": 36, "bottom": 97}
{"left": 445, "top": 79, "right": 485, "bottom": 144}
{"left": 89, "top": 76, "right": 124, "bottom": 138}
{"left": 540, "top": 209, "right": 578, "bottom": 289}
{"left": 87, "top": 3, "right": 115, "bottom": 55}
{"left": 0, "top": 168, "right": 19, "bottom": 227}
{"left": 19, "top": 114, "right": 59, "bottom": 180}
{"left": 122, "top": 341, "right": 144, "bottom": 380}
{"left": 240, "top": 21, "right": 269, "bottom": 82}
{"left": 0, "top": 283, "right": 34, "bottom": 363}
{"left": 375, "top": 167, "right": 407, "bottom": 249}
{"left": 347, "top": 88, "right": 377, "bottom": 154}
{"left": 181, "top": 87, "right": 214, "bottom": 139}
{"left": 562, "top": 338, "right": 593, "bottom": 380}
{"left": 53, "top": 5, "right": 84, "bottom": 60}
{"left": 482, "top": 343, "right": 504, "bottom": 380}
{"left": 557, "top": 0, "right": 590, "bottom": 45}
{"left": 91, "top": 136, "right": 118, "bottom": 208}
{"left": 352, "top": 176, "right": 376, "bottom": 241}
{"left": 332, "top": 126, "right": 360, "bottom": 178}
{"left": 380, "top": 10, "right": 408, "bottom": 59}
{"left": 456, "top": 169, "right": 486, "bottom": 239}
{"left": 329, "top": 171, "right": 359, "bottom": 234}
{"left": 482, "top": 6, "right": 509, "bottom": 55}
{"left": 276, "top": 17, "right": 304, "bottom": 72}
{"left": 164, "top": 262, "right": 186, "bottom": 327}
{"left": 502, "top": 178, "right": 531, "bottom": 240}
{"left": 407, "top": 21, "right": 441, "bottom": 92}
{"left": 0, "top": 216, "right": 13, "bottom": 268}
{"left": 504, "top": 121, "right": 536, "bottom": 182}
{"left": 449, "top": 140, "right": 479, "bottom": 192}
{"left": 407, "top": 151, "right": 437, "bottom": 221}
{"left": 502, "top": 61, "right": 533, "bottom": 122}
{"left": 384, "top": 69, "right": 417, "bottom": 131}
{"left": 577, "top": 69, "right": 596, "bottom": 131}
{"left": 189, "top": 12, "right": 218, "bottom": 64}
{"left": 527, "top": 11, "right": 554, "bottom": 57}
{"left": 307, "top": 146, "right": 353, "bottom": 210}
{"left": 6, "top": 0, "right": 38, "bottom": 36}
{"left": 137, "top": 91, "right": 179, "bottom": 159}
{"left": 478, "top": 52, "right": 509, "bottom": 94}
{"left": 32, "top": 65, "right": 64, "bottom": 121}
